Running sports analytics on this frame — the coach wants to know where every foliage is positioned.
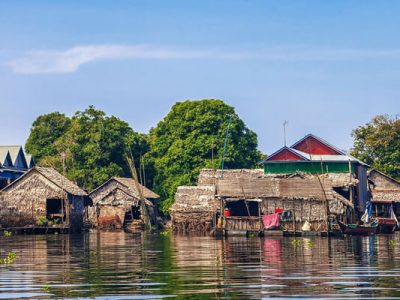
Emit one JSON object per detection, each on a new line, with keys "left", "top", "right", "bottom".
{"left": 147, "top": 99, "right": 263, "bottom": 213}
{"left": 3, "top": 230, "right": 12, "bottom": 237}
{"left": 36, "top": 216, "right": 49, "bottom": 226}
{"left": 351, "top": 115, "right": 400, "bottom": 179}
{"left": 26, "top": 106, "right": 151, "bottom": 191}
{"left": 26, "top": 112, "right": 71, "bottom": 162}
{"left": 0, "top": 251, "right": 17, "bottom": 264}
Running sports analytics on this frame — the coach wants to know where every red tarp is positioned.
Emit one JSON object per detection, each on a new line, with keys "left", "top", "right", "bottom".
{"left": 262, "top": 213, "right": 281, "bottom": 230}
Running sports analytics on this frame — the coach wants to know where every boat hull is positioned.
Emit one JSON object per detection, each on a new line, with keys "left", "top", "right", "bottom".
{"left": 338, "top": 221, "right": 378, "bottom": 235}
{"left": 374, "top": 218, "right": 397, "bottom": 234}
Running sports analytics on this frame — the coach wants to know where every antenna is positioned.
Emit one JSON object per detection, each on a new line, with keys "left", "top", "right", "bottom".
{"left": 283, "top": 120, "right": 288, "bottom": 146}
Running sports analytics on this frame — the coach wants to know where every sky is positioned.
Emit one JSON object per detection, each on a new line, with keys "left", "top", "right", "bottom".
{"left": 0, "top": 0, "right": 399, "bottom": 154}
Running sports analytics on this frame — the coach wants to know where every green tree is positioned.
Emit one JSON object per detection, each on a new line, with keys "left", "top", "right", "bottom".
{"left": 351, "top": 115, "right": 400, "bottom": 179}
{"left": 148, "top": 99, "right": 262, "bottom": 213}
{"left": 25, "top": 112, "right": 71, "bottom": 161}
{"left": 26, "top": 106, "right": 151, "bottom": 191}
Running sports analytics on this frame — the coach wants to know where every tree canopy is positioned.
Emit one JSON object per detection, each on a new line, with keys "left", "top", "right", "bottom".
{"left": 351, "top": 115, "right": 400, "bottom": 179}
{"left": 25, "top": 106, "right": 150, "bottom": 191}
{"left": 147, "top": 99, "right": 262, "bottom": 213}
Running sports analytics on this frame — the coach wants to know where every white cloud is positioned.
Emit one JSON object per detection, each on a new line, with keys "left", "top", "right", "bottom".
{"left": 7, "top": 45, "right": 211, "bottom": 74}
{"left": 7, "top": 44, "right": 400, "bottom": 74}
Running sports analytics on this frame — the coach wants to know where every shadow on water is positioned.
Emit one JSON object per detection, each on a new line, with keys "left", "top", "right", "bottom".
{"left": 1, "top": 231, "right": 400, "bottom": 299}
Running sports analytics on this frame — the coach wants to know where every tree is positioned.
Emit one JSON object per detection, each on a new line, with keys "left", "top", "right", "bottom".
{"left": 351, "top": 115, "right": 400, "bottom": 179}
{"left": 148, "top": 99, "right": 262, "bottom": 213}
{"left": 26, "top": 106, "right": 151, "bottom": 191}
{"left": 25, "top": 112, "right": 71, "bottom": 161}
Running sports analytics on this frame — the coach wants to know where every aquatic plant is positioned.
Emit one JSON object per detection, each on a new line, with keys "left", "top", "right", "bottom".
{"left": 304, "top": 239, "right": 315, "bottom": 249}
{"left": 42, "top": 284, "right": 51, "bottom": 293}
{"left": 0, "top": 251, "right": 17, "bottom": 264}
{"left": 160, "top": 229, "right": 172, "bottom": 237}
{"left": 3, "top": 230, "right": 12, "bottom": 237}
{"left": 291, "top": 239, "right": 302, "bottom": 247}
{"left": 36, "top": 216, "right": 49, "bottom": 226}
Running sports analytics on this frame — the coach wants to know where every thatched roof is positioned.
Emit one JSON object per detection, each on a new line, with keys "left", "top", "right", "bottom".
{"left": 369, "top": 169, "right": 400, "bottom": 202}
{"left": 171, "top": 185, "right": 218, "bottom": 213}
{"left": 216, "top": 172, "right": 356, "bottom": 208}
{"left": 90, "top": 177, "right": 159, "bottom": 199}
{"left": 2, "top": 166, "right": 87, "bottom": 196}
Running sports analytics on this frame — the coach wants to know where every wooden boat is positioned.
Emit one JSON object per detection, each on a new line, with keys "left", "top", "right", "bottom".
{"left": 373, "top": 217, "right": 397, "bottom": 234}
{"left": 338, "top": 221, "right": 378, "bottom": 235}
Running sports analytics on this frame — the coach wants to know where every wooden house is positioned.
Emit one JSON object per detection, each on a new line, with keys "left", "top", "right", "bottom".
{"left": 88, "top": 177, "right": 159, "bottom": 230}
{"left": 0, "top": 166, "right": 88, "bottom": 232}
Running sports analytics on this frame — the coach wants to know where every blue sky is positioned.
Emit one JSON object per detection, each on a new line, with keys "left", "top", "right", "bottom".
{"left": 0, "top": 0, "right": 399, "bottom": 154}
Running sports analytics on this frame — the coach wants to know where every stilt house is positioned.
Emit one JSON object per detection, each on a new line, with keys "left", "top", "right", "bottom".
{"left": 0, "top": 166, "right": 87, "bottom": 232}
{"left": 368, "top": 169, "right": 400, "bottom": 219}
{"left": 88, "top": 177, "right": 159, "bottom": 230}
{"left": 262, "top": 134, "right": 369, "bottom": 214}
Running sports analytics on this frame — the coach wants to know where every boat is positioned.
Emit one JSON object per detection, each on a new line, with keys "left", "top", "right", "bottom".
{"left": 373, "top": 217, "right": 397, "bottom": 234}
{"left": 338, "top": 220, "right": 378, "bottom": 235}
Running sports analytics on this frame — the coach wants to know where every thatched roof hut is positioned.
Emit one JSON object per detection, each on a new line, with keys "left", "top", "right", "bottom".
{"left": 88, "top": 177, "right": 159, "bottom": 230}
{"left": 369, "top": 169, "right": 400, "bottom": 203}
{"left": 0, "top": 166, "right": 87, "bottom": 231}
{"left": 171, "top": 169, "right": 357, "bottom": 232}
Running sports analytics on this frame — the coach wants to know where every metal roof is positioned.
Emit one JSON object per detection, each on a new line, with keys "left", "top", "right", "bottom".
{"left": 290, "top": 133, "right": 346, "bottom": 155}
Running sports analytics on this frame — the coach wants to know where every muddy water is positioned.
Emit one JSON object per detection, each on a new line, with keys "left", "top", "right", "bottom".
{"left": 1, "top": 232, "right": 400, "bottom": 299}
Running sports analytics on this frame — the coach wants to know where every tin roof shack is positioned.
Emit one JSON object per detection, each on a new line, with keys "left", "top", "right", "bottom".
{"left": 217, "top": 173, "right": 356, "bottom": 234}
{"left": 262, "top": 134, "right": 370, "bottom": 215}
{"left": 0, "top": 167, "right": 87, "bottom": 232}
{"left": 89, "top": 177, "right": 159, "bottom": 231}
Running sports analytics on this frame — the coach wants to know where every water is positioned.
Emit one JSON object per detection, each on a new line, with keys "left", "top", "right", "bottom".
{"left": 1, "top": 232, "right": 400, "bottom": 299}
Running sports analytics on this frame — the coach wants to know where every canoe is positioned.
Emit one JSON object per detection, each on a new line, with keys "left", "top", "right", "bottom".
{"left": 338, "top": 221, "right": 378, "bottom": 235}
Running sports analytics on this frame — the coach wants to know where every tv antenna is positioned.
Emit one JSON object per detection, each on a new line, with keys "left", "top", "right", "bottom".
{"left": 283, "top": 120, "right": 288, "bottom": 146}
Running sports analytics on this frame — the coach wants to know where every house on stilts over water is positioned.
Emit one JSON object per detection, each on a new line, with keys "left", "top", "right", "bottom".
{"left": 171, "top": 134, "right": 399, "bottom": 236}
{"left": 88, "top": 177, "right": 159, "bottom": 231}
{"left": 0, "top": 166, "right": 89, "bottom": 232}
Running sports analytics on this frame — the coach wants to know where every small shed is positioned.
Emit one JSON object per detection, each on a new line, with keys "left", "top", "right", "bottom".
{"left": 0, "top": 166, "right": 88, "bottom": 232}
{"left": 368, "top": 169, "right": 400, "bottom": 217}
{"left": 88, "top": 177, "right": 159, "bottom": 230}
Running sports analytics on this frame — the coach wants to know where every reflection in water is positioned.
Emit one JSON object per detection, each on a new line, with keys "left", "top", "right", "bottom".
{"left": 1, "top": 232, "right": 400, "bottom": 299}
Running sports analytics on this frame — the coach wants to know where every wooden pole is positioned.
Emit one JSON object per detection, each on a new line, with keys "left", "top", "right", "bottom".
{"left": 126, "top": 155, "right": 151, "bottom": 230}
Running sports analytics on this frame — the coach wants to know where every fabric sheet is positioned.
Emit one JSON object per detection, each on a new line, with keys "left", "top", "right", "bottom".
{"left": 262, "top": 213, "right": 281, "bottom": 230}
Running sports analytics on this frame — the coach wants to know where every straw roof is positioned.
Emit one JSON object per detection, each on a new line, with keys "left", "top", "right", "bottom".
{"left": 369, "top": 169, "right": 400, "bottom": 202}
{"left": 216, "top": 173, "right": 356, "bottom": 208}
{"left": 2, "top": 166, "right": 87, "bottom": 196}
{"left": 90, "top": 177, "right": 159, "bottom": 199}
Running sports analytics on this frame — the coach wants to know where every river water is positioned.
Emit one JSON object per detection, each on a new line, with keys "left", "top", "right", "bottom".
{"left": 1, "top": 231, "right": 400, "bottom": 299}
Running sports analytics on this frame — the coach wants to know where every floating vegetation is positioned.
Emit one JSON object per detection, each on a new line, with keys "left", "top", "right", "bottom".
{"left": 160, "top": 229, "right": 172, "bottom": 237}
{"left": 291, "top": 239, "right": 302, "bottom": 247}
{"left": 42, "top": 284, "right": 51, "bottom": 293}
{"left": 291, "top": 239, "right": 315, "bottom": 249}
{"left": 36, "top": 216, "right": 49, "bottom": 226}
{"left": 0, "top": 251, "right": 17, "bottom": 264}
{"left": 3, "top": 230, "right": 12, "bottom": 237}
